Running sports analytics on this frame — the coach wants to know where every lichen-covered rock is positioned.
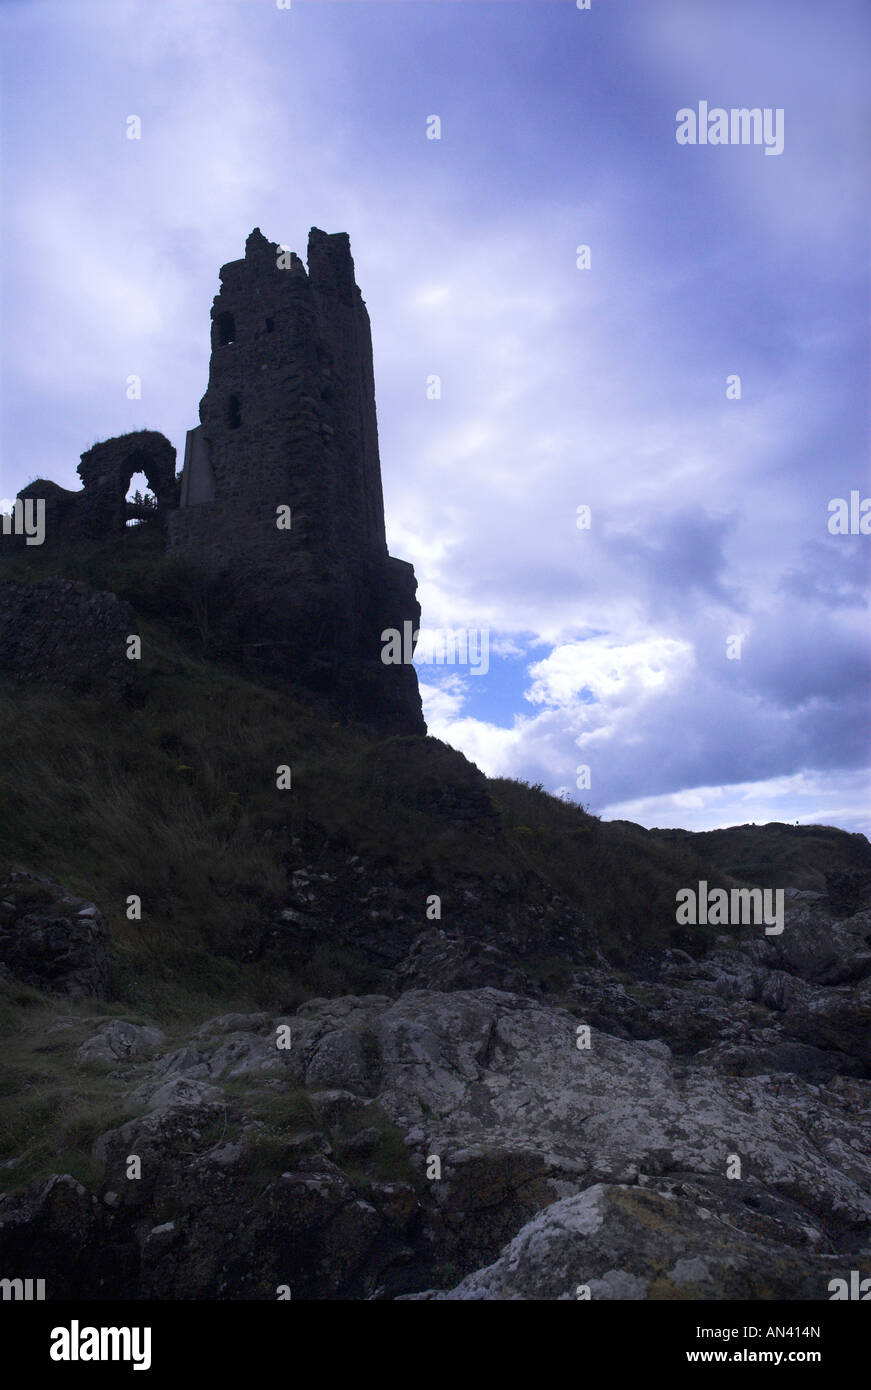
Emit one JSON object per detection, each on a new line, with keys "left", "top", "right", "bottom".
{"left": 76, "top": 1020, "right": 166, "bottom": 1066}
{"left": 411, "top": 1182, "right": 841, "bottom": 1301}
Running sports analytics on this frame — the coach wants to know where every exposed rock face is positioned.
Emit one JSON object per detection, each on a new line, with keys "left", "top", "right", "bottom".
{"left": 166, "top": 227, "right": 425, "bottom": 735}
{"left": 0, "top": 578, "right": 138, "bottom": 699}
{"left": 1, "top": 875, "right": 869, "bottom": 1299}
{"left": 0, "top": 872, "right": 109, "bottom": 998}
{"left": 0, "top": 1177, "right": 125, "bottom": 1299}
{"left": 408, "top": 1183, "right": 844, "bottom": 1301}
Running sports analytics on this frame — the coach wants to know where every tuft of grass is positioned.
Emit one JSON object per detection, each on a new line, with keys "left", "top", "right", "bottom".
{"left": 0, "top": 980, "right": 147, "bottom": 1193}
{"left": 329, "top": 1102, "right": 424, "bottom": 1191}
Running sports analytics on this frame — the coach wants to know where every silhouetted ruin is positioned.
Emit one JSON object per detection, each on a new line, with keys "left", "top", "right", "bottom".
{"left": 16, "top": 228, "right": 425, "bottom": 734}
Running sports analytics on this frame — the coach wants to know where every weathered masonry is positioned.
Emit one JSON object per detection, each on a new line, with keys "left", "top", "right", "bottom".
{"left": 168, "top": 227, "right": 390, "bottom": 574}
{"left": 167, "top": 227, "right": 424, "bottom": 733}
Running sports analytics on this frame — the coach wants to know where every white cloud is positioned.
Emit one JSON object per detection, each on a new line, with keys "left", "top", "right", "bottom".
{"left": 604, "top": 769, "right": 871, "bottom": 837}
{"left": 526, "top": 636, "right": 695, "bottom": 708}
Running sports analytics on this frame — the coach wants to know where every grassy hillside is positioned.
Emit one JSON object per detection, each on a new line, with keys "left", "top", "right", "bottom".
{"left": 647, "top": 823, "right": 871, "bottom": 903}
{"left": 0, "top": 624, "right": 729, "bottom": 1018}
{"left": 2, "top": 522, "right": 867, "bottom": 1024}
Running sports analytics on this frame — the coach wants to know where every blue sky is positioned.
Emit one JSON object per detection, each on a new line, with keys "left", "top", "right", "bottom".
{"left": 1, "top": 0, "right": 869, "bottom": 833}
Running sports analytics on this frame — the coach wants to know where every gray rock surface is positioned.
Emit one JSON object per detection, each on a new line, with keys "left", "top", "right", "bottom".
{"left": 407, "top": 1182, "right": 842, "bottom": 1300}
{"left": 1, "top": 872, "right": 869, "bottom": 1298}
{"left": 76, "top": 1020, "right": 166, "bottom": 1066}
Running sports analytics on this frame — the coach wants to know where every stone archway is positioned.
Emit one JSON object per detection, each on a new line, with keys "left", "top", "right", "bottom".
{"left": 77, "top": 430, "right": 177, "bottom": 534}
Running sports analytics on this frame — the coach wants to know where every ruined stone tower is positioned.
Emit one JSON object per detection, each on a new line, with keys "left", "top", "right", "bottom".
{"left": 167, "top": 227, "right": 425, "bottom": 735}
{"left": 14, "top": 227, "right": 423, "bottom": 734}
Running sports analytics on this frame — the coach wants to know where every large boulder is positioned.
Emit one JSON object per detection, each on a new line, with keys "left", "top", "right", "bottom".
{"left": 0, "top": 1175, "right": 130, "bottom": 1299}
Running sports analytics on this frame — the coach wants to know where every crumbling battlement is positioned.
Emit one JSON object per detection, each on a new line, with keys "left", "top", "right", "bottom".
{"left": 16, "top": 430, "right": 178, "bottom": 540}
{"left": 166, "top": 227, "right": 389, "bottom": 576}
{"left": 165, "top": 227, "right": 425, "bottom": 734}
{"left": 78, "top": 430, "right": 177, "bottom": 532}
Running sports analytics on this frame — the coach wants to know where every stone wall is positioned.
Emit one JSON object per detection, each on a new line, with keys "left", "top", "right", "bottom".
{"left": 0, "top": 578, "right": 138, "bottom": 700}
{"left": 77, "top": 430, "right": 177, "bottom": 534}
{"left": 15, "top": 430, "right": 177, "bottom": 542}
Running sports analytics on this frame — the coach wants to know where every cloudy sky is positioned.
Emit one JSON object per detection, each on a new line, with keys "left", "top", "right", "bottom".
{"left": 1, "top": 0, "right": 869, "bottom": 833}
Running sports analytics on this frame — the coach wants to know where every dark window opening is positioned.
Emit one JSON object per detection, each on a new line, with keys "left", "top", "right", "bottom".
{"left": 227, "top": 395, "right": 242, "bottom": 429}
{"left": 216, "top": 311, "right": 236, "bottom": 346}
{"left": 265, "top": 317, "right": 275, "bottom": 333}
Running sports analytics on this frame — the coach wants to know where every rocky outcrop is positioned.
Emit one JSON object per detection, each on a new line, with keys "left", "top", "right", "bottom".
{"left": 76, "top": 1020, "right": 166, "bottom": 1066}
{"left": 0, "top": 872, "right": 109, "bottom": 997}
{"left": 0, "top": 578, "right": 138, "bottom": 700}
{"left": 407, "top": 1182, "right": 847, "bottom": 1300}
{"left": 1, "top": 875, "right": 869, "bottom": 1299}
{"left": 0, "top": 1176, "right": 126, "bottom": 1299}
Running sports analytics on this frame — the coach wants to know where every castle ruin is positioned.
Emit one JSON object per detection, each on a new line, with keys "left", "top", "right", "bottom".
{"left": 15, "top": 228, "right": 425, "bottom": 735}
